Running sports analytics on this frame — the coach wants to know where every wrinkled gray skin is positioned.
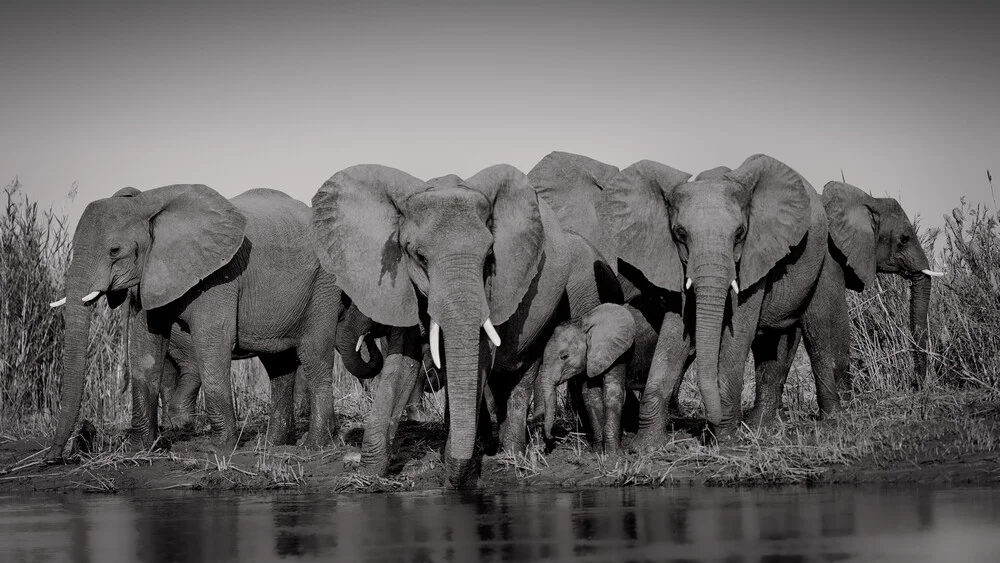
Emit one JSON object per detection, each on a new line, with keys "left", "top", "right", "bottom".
{"left": 534, "top": 303, "right": 666, "bottom": 441}
{"left": 311, "top": 165, "right": 619, "bottom": 488}
{"left": 47, "top": 186, "right": 342, "bottom": 462}
{"left": 532, "top": 151, "right": 837, "bottom": 443}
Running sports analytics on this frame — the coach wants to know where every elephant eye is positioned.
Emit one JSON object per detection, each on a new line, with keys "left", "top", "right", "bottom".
{"left": 109, "top": 245, "right": 122, "bottom": 257}
{"left": 559, "top": 352, "right": 569, "bottom": 361}
{"left": 735, "top": 225, "right": 746, "bottom": 242}
{"left": 672, "top": 226, "right": 688, "bottom": 243}
{"left": 899, "top": 233, "right": 911, "bottom": 245}
{"left": 414, "top": 249, "right": 427, "bottom": 266}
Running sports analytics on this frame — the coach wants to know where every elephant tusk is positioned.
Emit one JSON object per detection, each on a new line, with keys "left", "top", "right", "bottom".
{"left": 731, "top": 279, "right": 740, "bottom": 294}
{"left": 483, "top": 318, "right": 502, "bottom": 348}
{"left": 81, "top": 291, "right": 101, "bottom": 303}
{"left": 921, "top": 269, "right": 945, "bottom": 277}
{"left": 429, "top": 321, "right": 442, "bottom": 369}
{"left": 685, "top": 278, "right": 693, "bottom": 290}
{"left": 355, "top": 333, "right": 368, "bottom": 353}
{"left": 49, "top": 297, "right": 67, "bottom": 308}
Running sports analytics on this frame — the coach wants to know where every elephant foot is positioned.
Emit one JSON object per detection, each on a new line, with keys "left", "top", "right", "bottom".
{"left": 744, "top": 406, "right": 780, "bottom": 432}
{"left": 358, "top": 451, "right": 390, "bottom": 477}
{"left": 629, "top": 427, "right": 668, "bottom": 452}
{"left": 264, "top": 427, "right": 295, "bottom": 448}
{"left": 443, "top": 455, "right": 481, "bottom": 489}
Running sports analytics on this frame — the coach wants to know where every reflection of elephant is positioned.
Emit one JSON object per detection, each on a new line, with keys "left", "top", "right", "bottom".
{"left": 534, "top": 303, "right": 662, "bottom": 441}
{"left": 821, "top": 182, "right": 941, "bottom": 389}
{"left": 597, "top": 154, "right": 842, "bottom": 438}
{"left": 312, "top": 164, "right": 620, "bottom": 487}
{"left": 47, "top": 185, "right": 343, "bottom": 461}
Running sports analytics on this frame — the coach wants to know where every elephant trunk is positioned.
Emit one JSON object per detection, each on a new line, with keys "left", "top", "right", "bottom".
{"left": 537, "top": 362, "right": 564, "bottom": 442}
{"left": 908, "top": 274, "right": 931, "bottom": 389}
{"left": 689, "top": 251, "right": 735, "bottom": 429}
{"left": 47, "top": 259, "right": 102, "bottom": 461}
{"left": 335, "top": 304, "right": 384, "bottom": 379}
{"left": 430, "top": 257, "right": 489, "bottom": 489}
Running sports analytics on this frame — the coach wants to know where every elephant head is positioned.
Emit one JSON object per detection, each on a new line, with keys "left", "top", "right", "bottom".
{"left": 311, "top": 163, "right": 544, "bottom": 486}
{"left": 47, "top": 184, "right": 246, "bottom": 457}
{"left": 535, "top": 303, "right": 636, "bottom": 440}
{"left": 823, "top": 181, "right": 942, "bottom": 387}
{"left": 599, "top": 154, "right": 812, "bottom": 426}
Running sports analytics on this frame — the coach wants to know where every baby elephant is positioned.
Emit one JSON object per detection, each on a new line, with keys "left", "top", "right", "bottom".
{"left": 534, "top": 303, "right": 659, "bottom": 444}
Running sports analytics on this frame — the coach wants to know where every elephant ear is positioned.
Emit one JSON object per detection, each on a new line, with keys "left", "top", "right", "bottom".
{"left": 106, "top": 187, "right": 142, "bottom": 308}
{"left": 528, "top": 151, "right": 620, "bottom": 261}
{"left": 726, "top": 155, "right": 812, "bottom": 291}
{"left": 312, "top": 165, "right": 428, "bottom": 327}
{"left": 137, "top": 185, "right": 247, "bottom": 310}
{"left": 463, "top": 164, "right": 544, "bottom": 325}
{"left": 822, "top": 181, "right": 877, "bottom": 290}
{"left": 582, "top": 303, "right": 636, "bottom": 377}
{"left": 597, "top": 160, "right": 692, "bottom": 293}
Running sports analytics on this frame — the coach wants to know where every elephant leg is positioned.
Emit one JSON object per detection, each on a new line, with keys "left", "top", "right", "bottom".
{"left": 164, "top": 340, "right": 202, "bottom": 430}
{"left": 359, "top": 326, "right": 421, "bottom": 476}
{"left": 258, "top": 351, "right": 298, "bottom": 447}
{"left": 713, "top": 306, "right": 760, "bottom": 436}
{"left": 575, "top": 377, "right": 605, "bottom": 450}
{"left": 600, "top": 362, "right": 627, "bottom": 456}
{"left": 498, "top": 358, "right": 540, "bottom": 455}
{"left": 746, "top": 329, "right": 801, "bottom": 430}
{"left": 190, "top": 322, "right": 239, "bottom": 453}
{"left": 297, "top": 347, "right": 338, "bottom": 450}
{"left": 635, "top": 314, "right": 692, "bottom": 450}
{"left": 801, "top": 270, "right": 849, "bottom": 416}
{"left": 127, "top": 311, "right": 170, "bottom": 450}
{"left": 159, "top": 355, "right": 183, "bottom": 429}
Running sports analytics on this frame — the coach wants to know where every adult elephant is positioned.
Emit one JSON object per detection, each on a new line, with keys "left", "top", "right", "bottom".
{"left": 311, "top": 164, "right": 622, "bottom": 487}
{"left": 46, "top": 185, "right": 342, "bottom": 462}
{"left": 820, "top": 181, "right": 942, "bottom": 390}
{"left": 594, "top": 154, "right": 842, "bottom": 439}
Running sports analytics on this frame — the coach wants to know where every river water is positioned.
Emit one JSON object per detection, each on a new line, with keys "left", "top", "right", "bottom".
{"left": 2, "top": 486, "right": 1000, "bottom": 562}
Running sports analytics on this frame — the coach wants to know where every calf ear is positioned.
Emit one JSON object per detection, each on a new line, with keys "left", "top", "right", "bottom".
{"left": 582, "top": 303, "right": 636, "bottom": 378}
{"left": 822, "top": 181, "right": 878, "bottom": 290}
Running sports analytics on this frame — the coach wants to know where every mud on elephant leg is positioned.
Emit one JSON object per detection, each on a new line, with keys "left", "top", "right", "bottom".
{"left": 258, "top": 351, "right": 299, "bottom": 446}
{"left": 126, "top": 311, "right": 171, "bottom": 451}
{"left": 634, "top": 323, "right": 693, "bottom": 451}
{"left": 159, "top": 354, "right": 200, "bottom": 431}
{"left": 496, "top": 359, "right": 541, "bottom": 455}
{"left": 746, "top": 329, "right": 801, "bottom": 430}
{"left": 358, "top": 327, "right": 421, "bottom": 476}
{"left": 189, "top": 323, "right": 239, "bottom": 454}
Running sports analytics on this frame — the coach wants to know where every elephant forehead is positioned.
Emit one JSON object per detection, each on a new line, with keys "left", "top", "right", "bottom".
{"left": 77, "top": 198, "right": 144, "bottom": 240}
{"left": 405, "top": 188, "right": 491, "bottom": 222}
{"left": 672, "top": 182, "right": 746, "bottom": 222}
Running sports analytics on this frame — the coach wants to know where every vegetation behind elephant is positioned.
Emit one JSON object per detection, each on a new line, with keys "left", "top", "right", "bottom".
{"left": 312, "top": 164, "right": 623, "bottom": 488}
{"left": 47, "top": 185, "right": 343, "bottom": 462}
{"left": 822, "top": 181, "right": 942, "bottom": 389}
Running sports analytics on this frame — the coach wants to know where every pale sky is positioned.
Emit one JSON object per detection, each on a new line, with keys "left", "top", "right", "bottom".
{"left": 2, "top": 0, "right": 997, "bottom": 231}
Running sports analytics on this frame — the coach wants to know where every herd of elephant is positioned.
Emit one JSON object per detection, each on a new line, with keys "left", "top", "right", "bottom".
{"left": 43, "top": 151, "right": 941, "bottom": 488}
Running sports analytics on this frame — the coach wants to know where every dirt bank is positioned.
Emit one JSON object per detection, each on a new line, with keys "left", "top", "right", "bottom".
{"left": 4, "top": 388, "right": 999, "bottom": 494}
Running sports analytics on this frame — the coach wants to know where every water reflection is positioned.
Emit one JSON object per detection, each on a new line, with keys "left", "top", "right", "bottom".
{"left": 2, "top": 486, "right": 1000, "bottom": 562}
